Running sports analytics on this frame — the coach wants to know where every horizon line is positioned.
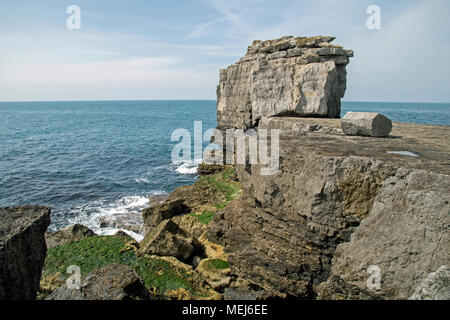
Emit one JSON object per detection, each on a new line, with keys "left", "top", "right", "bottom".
{"left": 0, "top": 99, "right": 449, "bottom": 104}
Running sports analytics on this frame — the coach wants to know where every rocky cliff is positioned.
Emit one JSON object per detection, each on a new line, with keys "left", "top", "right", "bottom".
{"left": 209, "top": 36, "right": 449, "bottom": 299}
{"left": 217, "top": 36, "right": 353, "bottom": 130}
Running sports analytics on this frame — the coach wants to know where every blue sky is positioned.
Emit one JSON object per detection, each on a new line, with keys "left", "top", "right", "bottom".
{"left": 0, "top": 0, "right": 449, "bottom": 102}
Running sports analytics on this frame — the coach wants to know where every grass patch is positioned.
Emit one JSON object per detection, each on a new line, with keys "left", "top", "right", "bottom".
{"left": 194, "top": 211, "right": 216, "bottom": 225}
{"left": 208, "top": 259, "right": 230, "bottom": 270}
{"left": 191, "top": 167, "right": 242, "bottom": 224}
{"left": 42, "top": 236, "right": 195, "bottom": 294}
{"left": 133, "top": 257, "right": 193, "bottom": 292}
{"left": 42, "top": 236, "right": 136, "bottom": 278}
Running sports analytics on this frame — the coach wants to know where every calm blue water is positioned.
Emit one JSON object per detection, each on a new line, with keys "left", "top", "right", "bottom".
{"left": 0, "top": 100, "right": 448, "bottom": 237}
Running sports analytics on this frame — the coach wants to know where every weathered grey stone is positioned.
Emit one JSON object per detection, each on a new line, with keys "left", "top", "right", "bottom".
{"left": 224, "top": 288, "right": 274, "bottom": 300}
{"left": 409, "top": 265, "right": 450, "bottom": 300}
{"left": 46, "top": 224, "right": 95, "bottom": 249}
{"left": 341, "top": 112, "right": 392, "bottom": 137}
{"left": 217, "top": 36, "right": 352, "bottom": 130}
{"left": 0, "top": 205, "right": 51, "bottom": 300}
{"left": 46, "top": 264, "right": 151, "bottom": 300}
{"left": 139, "top": 219, "right": 200, "bottom": 262}
{"left": 320, "top": 169, "right": 449, "bottom": 299}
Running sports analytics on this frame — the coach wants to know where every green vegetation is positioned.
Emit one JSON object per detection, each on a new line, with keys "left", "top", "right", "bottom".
{"left": 42, "top": 235, "right": 194, "bottom": 294}
{"left": 208, "top": 259, "right": 230, "bottom": 270}
{"left": 194, "top": 210, "right": 216, "bottom": 224}
{"left": 191, "top": 167, "right": 242, "bottom": 224}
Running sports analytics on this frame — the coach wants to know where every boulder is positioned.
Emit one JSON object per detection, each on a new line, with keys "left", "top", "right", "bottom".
{"left": 45, "top": 224, "right": 95, "bottom": 249}
{"left": 139, "top": 219, "right": 200, "bottom": 262}
{"left": 409, "top": 265, "right": 450, "bottom": 300}
{"left": 341, "top": 112, "right": 392, "bottom": 137}
{"left": 0, "top": 205, "right": 51, "bottom": 300}
{"left": 142, "top": 199, "right": 189, "bottom": 233}
{"left": 46, "top": 264, "right": 151, "bottom": 300}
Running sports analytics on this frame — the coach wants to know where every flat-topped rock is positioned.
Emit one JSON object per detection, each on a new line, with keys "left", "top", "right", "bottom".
{"left": 0, "top": 205, "right": 51, "bottom": 300}
{"left": 341, "top": 112, "right": 392, "bottom": 137}
{"left": 258, "top": 117, "right": 449, "bottom": 175}
{"left": 217, "top": 36, "right": 353, "bottom": 130}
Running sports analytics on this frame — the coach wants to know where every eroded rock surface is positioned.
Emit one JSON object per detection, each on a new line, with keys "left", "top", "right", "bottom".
{"left": 409, "top": 265, "right": 450, "bottom": 300}
{"left": 0, "top": 205, "right": 51, "bottom": 300}
{"left": 46, "top": 224, "right": 95, "bottom": 249}
{"left": 47, "top": 264, "right": 151, "bottom": 300}
{"left": 319, "top": 169, "right": 449, "bottom": 299}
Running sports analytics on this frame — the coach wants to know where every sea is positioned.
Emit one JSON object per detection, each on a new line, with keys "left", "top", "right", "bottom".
{"left": 0, "top": 100, "right": 449, "bottom": 240}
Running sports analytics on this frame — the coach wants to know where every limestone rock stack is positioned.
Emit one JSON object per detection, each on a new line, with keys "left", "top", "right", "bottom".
{"left": 217, "top": 36, "right": 353, "bottom": 130}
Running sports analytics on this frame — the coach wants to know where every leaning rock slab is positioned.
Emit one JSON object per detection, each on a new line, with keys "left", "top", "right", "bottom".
{"left": 142, "top": 199, "right": 189, "bottom": 234}
{"left": 139, "top": 219, "right": 200, "bottom": 262}
{"left": 0, "top": 205, "right": 51, "bottom": 300}
{"left": 341, "top": 112, "right": 392, "bottom": 137}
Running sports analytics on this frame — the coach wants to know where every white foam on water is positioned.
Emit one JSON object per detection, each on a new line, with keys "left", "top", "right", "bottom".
{"left": 65, "top": 194, "right": 153, "bottom": 242}
{"left": 95, "top": 228, "right": 144, "bottom": 242}
{"left": 175, "top": 161, "right": 199, "bottom": 175}
{"left": 387, "top": 151, "right": 419, "bottom": 157}
{"left": 135, "top": 177, "right": 150, "bottom": 184}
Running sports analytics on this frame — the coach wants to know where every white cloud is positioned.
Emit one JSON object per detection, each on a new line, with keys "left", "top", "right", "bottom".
{"left": 0, "top": 57, "right": 218, "bottom": 100}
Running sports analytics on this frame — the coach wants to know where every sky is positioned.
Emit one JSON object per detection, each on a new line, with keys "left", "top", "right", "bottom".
{"left": 0, "top": 0, "right": 449, "bottom": 102}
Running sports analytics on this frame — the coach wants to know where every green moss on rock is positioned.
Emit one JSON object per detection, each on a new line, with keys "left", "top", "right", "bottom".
{"left": 41, "top": 235, "right": 197, "bottom": 296}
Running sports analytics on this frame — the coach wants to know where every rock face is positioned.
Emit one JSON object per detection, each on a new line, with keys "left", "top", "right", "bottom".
{"left": 217, "top": 36, "right": 353, "bottom": 130}
{"left": 210, "top": 115, "right": 450, "bottom": 298}
{"left": 319, "top": 169, "right": 449, "bottom": 299}
{"left": 409, "top": 265, "right": 450, "bottom": 300}
{"left": 47, "top": 264, "right": 150, "bottom": 300}
{"left": 0, "top": 206, "right": 51, "bottom": 300}
{"left": 46, "top": 224, "right": 95, "bottom": 249}
{"left": 341, "top": 112, "right": 392, "bottom": 137}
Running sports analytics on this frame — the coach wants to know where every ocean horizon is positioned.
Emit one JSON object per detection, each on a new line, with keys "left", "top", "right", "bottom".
{"left": 1, "top": 100, "right": 449, "bottom": 239}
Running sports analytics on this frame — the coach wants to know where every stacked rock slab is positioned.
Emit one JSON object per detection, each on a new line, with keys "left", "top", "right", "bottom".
{"left": 217, "top": 36, "right": 353, "bottom": 130}
{"left": 0, "top": 206, "right": 51, "bottom": 300}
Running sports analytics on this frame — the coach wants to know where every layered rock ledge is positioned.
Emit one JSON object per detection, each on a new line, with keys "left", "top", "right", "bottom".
{"left": 209, "top": 118, "right": 449, "bottom": 299}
